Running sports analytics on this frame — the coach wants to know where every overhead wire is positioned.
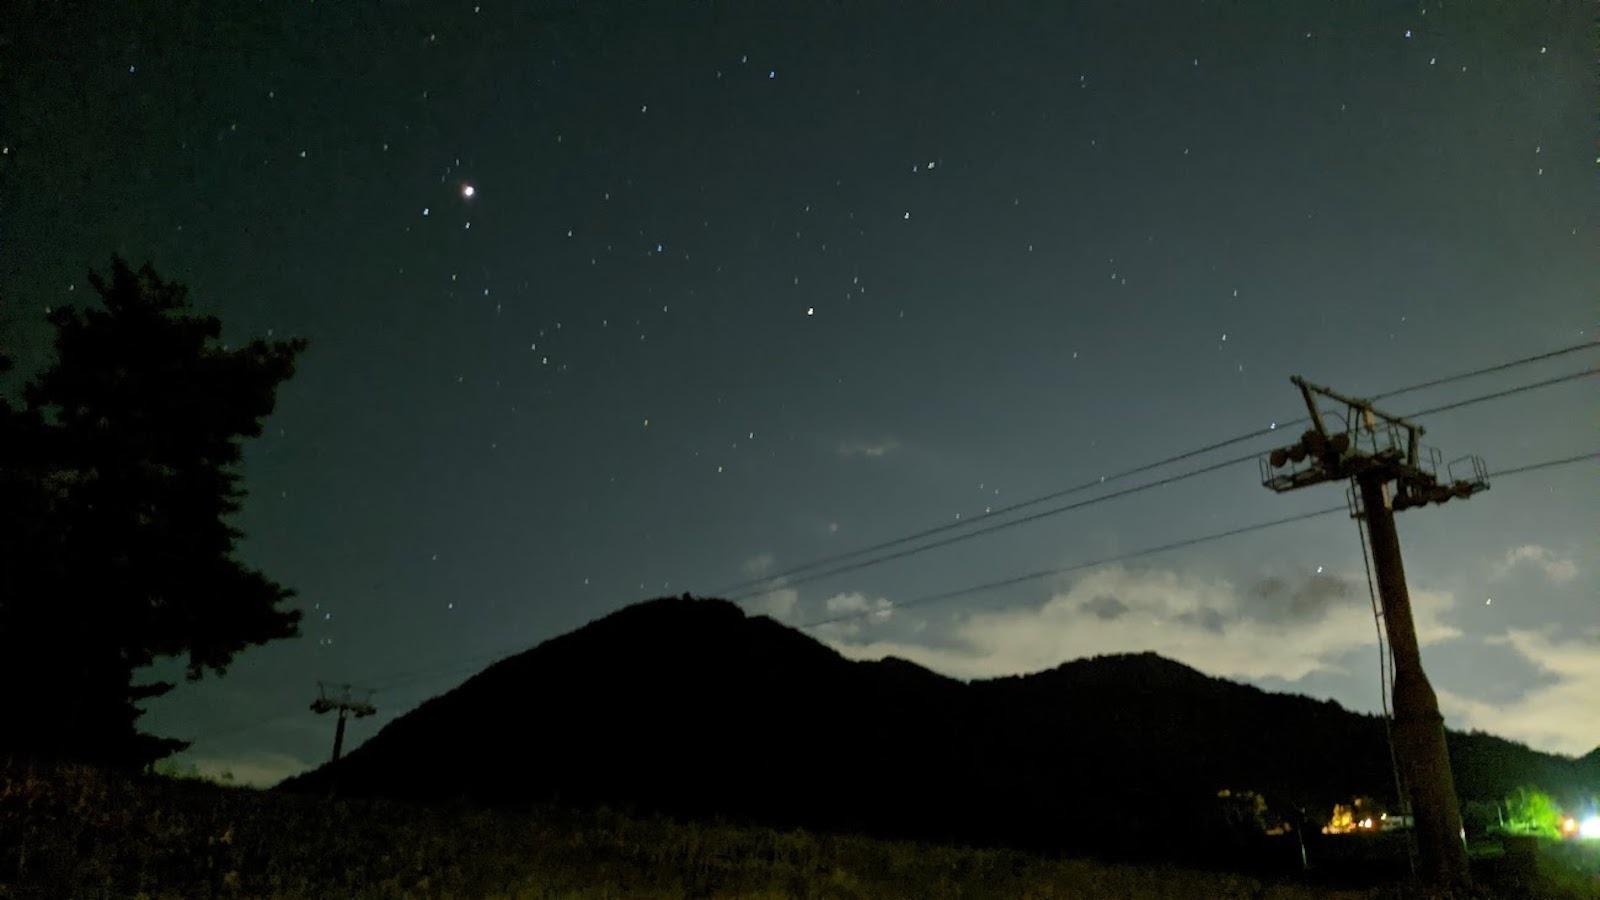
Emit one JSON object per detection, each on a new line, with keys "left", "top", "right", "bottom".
{"left": 1401, "top": 367, "right": 1595, "bottom": 418}
{"left": 1367, "top": 342, "right": 1594, "bottom": 401}
{"left": 350, "top": 398, "right": 1600, "bottom": 701}
{"left": 718, "top": 342, "right": 1596, "bottom": 598}
{"left": 186, "top": 450, "right": 1596, "bottom": 748}
{"left": 331, "top": 506, "right": 1346, "bottom": 700}
{"left": 792, "top": 450, "right": 1597, "bottom": 631}
{"left": 731, "top": 367, "right": 1598, "bottom": 601}
{"left": 713, "top": 435, "right": 1280, "bottom": 596}
{"left": 221, "top": 347, "right": 1600, "bottom": 734}
{"left": 731, "top": 450, "right": 1261, "bottom": 600}
{"left": 1488, "top": 450, "right": 1600, "bottom": 477}
{"left": 795, "top": 505, "right": 1347, "bottom": 629}
{"left": 364, "top": 380, "right": 1600, "bottom": 701}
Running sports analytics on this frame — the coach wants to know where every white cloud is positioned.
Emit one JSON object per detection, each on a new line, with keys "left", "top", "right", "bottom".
{"left": 746, "top": 586, "right": 798, "bottom": 621}
{"left": 1438, "top": 628, "right": 1600, "bottom": 756}
{"left": 741, "top": 552, "right": 777, "bottom": 577}
{"left": 824, "top": 565, "right": 1459, "bottom": 684}
{"left": 1493, "top": 545, "right": 1577, "bottom": 584}
{"left": 739, "top": 550, "right": 800, "bottom": 621}
{"left": 814, "top": 591, "right": 894, "bottom": 638}
{"left": 837, "top": 438, "right": 899, "bottom": 459}
{"left": 825, "top": 591, "right": 894, "bottom": 617}
{"left": 735, "top": 553, "right": 798, "bottom": 620}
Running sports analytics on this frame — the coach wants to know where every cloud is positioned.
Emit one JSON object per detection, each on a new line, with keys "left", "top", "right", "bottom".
{"left": 1081, "top": 594, "right": 1129, "bottom": 620}
{"left": 741, "top": 552, "right": 777, "bottom": 577}
{"left": 837, "top": 438, "right": 899, "bottom": 459}
{"left": 824, "top": 565, "right": 1460, "bottom": 684}
{"left": 1493, "top": 545, "right": 1577, "bottom": 584}
{"left": 813, "top": 591, "right": 894, "bottom": 638}
{"left": 1242, "top": 573, "right": 1352, "bottom": 624}
{"left": 746, "top": 586, "right": 798, "bottom": 621}
{"left": 734, "top": 553, "right": 799, "bottom": 620}
{"left": 1438, "top": 628, "right": 1600, "bottom": 756}
{"left": 825, "top": 591, "right": 894, "bottom": 617}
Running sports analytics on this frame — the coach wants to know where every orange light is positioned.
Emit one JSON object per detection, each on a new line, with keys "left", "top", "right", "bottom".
{"left": 1561, "top": 816, "right": 1579, "bottom": 837}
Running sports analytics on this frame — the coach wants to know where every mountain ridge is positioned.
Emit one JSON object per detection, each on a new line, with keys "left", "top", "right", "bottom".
{"left": 284, "top": 595, "right": 1596, "bottom": 856}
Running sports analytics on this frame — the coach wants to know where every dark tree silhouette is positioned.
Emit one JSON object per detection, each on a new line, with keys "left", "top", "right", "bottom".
{"left": 0, "top": 258, "right": 305, "bottom": 769}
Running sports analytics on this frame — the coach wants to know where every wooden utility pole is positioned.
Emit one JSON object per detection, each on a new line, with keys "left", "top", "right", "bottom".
{"left": 1262, "top": 376, "right": 1485, "bottom": 893}
{"left": 310, "top": 682, "right": 376, "bottom": 764}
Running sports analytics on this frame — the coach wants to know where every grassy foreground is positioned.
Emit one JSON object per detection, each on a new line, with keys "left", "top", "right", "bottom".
{"left": 0, "top": 760, "right": 1591, "bottom": 899}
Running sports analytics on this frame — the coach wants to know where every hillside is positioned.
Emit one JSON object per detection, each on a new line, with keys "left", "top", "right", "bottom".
{"left": 4, "top": 759, "right": 1435, "bottom": 899}
{"left": 284, "top": 596, "right": 1596, "bottom": 859}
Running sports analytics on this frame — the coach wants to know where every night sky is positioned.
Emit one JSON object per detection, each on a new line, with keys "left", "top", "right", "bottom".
{"left": 3, "top": 2, "right": 1594, "bottom": 785}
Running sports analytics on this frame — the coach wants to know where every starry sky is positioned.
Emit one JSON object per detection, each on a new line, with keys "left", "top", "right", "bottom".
{"left": 3, "top": 1, "right": 1594, "bottom": 785}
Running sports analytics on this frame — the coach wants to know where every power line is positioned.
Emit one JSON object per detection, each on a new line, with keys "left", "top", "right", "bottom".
{"left": 185, "top": 450, "right": 1595, "bottom": 749}
{"left": 733, "top": 369, "right": 1597, "bottom": 600}
{"left": 154, "top": 348, "right": 1600, "bottom": 756}
{"left": 732, "top": 450, "right": 1261, "bottom": 600}
{"left": 796, "top": 506, "right": 1344, "bottom": 629}
{"left": 363, "top": 448, "right": 1600, "bottom": 701}
{"left": 1403, "top": 368, "right": 1594, "bottom": 418}
{"left": 792, "top": 450, "right": 1597, "bottom": 631}
{"left": 718, "top": 343, "right": 1596, "bottom": 598}
{"left": 380, "top": 455, "right": 1284, "bottom": 681}
{"left": 713, "top": 432, "right": 1280, "bottom": 597}
{"left": 217, "top": 356, "right": 1600, "bottom": 715}
{"left": 1488, "top": 450, "right": 1600, "bottom": 478}
{"left": 721, "top": 343, "right": 1594, "bottom": 596}
{"left": 365, "top": 396, "right": 1600, "bottom": 702}
{"left": 1368, "top": 342, "right": 1593, "bottom": 401}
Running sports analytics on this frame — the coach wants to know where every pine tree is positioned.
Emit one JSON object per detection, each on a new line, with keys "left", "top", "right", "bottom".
{"left": 0, "top": 258, "right": 305, "bottom": 769}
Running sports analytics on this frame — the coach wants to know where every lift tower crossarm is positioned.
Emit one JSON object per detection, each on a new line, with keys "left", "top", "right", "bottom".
{"left": 310, "top": 682, "right": 377, "bottom": 764}
{"left": 1292, "top": 376, "right": 1330, "bottom": 440}
{"left": 1291, "top": 375, "right": 1423, "bottom": 469}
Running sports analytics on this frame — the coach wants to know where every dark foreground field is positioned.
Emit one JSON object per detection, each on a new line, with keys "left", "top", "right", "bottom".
{"left": 1, "top": 761, "right": 1594, "bottom": 899}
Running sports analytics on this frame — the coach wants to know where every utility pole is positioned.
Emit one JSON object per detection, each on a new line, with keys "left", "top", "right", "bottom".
{"left": 310, "top": 681, "right": 377, "bottom": 764}
{"left": 1262, "top": 376, "right": 1485, "bottom": 893}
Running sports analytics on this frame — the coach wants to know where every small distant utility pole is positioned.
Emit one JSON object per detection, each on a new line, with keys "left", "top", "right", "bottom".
{"left": 1262, "top": 376, "right": 1485, "bottom": 893}
{"left": 310, "top": 681, "right": 377, "bottom": 764}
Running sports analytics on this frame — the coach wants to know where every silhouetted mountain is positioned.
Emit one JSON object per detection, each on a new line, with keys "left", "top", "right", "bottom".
{"left": 283, "top": 596, "right": 1592, "bottom": 859}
